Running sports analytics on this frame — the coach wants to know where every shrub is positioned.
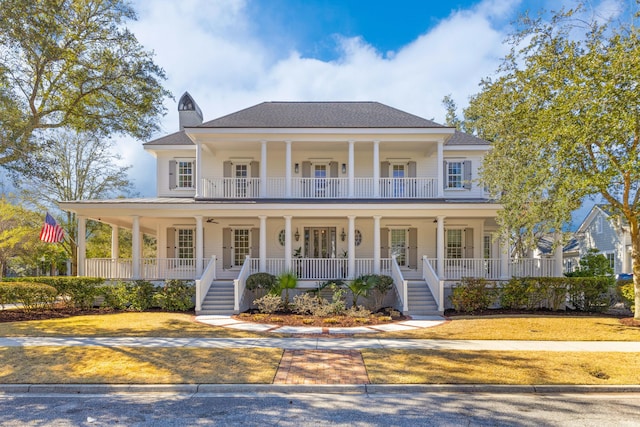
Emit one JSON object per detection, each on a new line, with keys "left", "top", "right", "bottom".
{"left": 154, "top": 280, "right": 195, "bottom": 311}
{"left": 292, "top": 292, "right": 323, "bottom": 315}
{"left": 345, "top": 305, "right": 371, "bottom": 318}
{"left": 3, "top": 276, "right": 104, "bottom": 309}
{"left": 347, "top": 275, "right": 375, "bottom": 307}
{"left": 101, "top": 280, "right": 156, "bottom": 311}
{"left": 618, "top": 280, "right": 635, "bottom": 312}
{"left": 245, "top": 273, "right": 276, "bottom": 298}
{"left": 272, "top": 271, "right": 298, "bottom": 309}
{"left": 101, "top": 283, "right": 130, "bottom": 310}
{"left": 368, "top": 275, "right": 394, "bottom": 310}
{"left": 567, "top": 277, "right": 612, "bottom": 312}
{"left": 450, "top": 277, "right": 496, "bottom": 313}
{"left": 253, "top": 294, "right": 282, "bottom": 314}
{"left": 0, "top": 282, "right": 57, "bottom": 310}
{"left": 500, "top": 278, "right": 554, "bottom": 310}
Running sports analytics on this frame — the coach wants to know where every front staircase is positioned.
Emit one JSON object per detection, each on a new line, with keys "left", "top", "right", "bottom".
{"left": 199, "top": 280, "right": 235, "bottom": 315}
{"left": 406, "top": 279, "right": 440, "bottom": 316}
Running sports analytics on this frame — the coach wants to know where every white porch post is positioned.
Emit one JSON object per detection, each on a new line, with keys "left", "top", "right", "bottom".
{"left": 111, "top": 225, "right": 119, "bottom": 260}
{"left": 348, "top": 141, "right": 355, "bottom": 197}
{"left": 195, "top": 142, "right": 202, "bottom": 198}
{"left": 436, "top": 216, "right": 445, "bottom": 278}
{"left": 157, "top": 224, "right": 165, "bottom": 262}
{"left": 195, "top": 216, "right": 204, "bottom": 277}
{"left": 554, "top": 232, "right": 563, "bottom": 277}
{"left": 285, "top": 141, "right": 292, "bottom": 197}
{"left": 348, "top": 215, "right": 356, "bottom": 278}
{"left": 373, "top": 215, "right": 381, "bottom": 274}
{"left": 259, "top": 215, "right": 267, "bottom": 272}
{"left": 284, "top": 215, "right": 292, "bottom": 271}
{"left": 500, "top": 232, "right": 510, "bottom": 279}
{"left": 77, "top": 215, "right": 86, "bottom": 276}
{"left": 373, "top": 141, "right": 380, "bottom": 198}
{"left": 260, "top": 141, "right": 267, "bottom": 197}
{"left": 132, "top": 216, "right": 140, "bottom": 280}
{"left": 437, "top": 141, "right": 444, "bottom": 198}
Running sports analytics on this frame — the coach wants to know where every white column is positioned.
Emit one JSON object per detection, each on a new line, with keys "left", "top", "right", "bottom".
{"left": 260, "top": 140, "right": 267, "bottom": 197}
{"left": 373, "top": 215, "right": 381, "bottom": 274}
{"left": 348, "top": 215, "right": 356, "bottom": 278}
{"left": 156, "top": 224, "right": 165, "bottom": 261}
{"left": 348, "top": 141, "right": 355, "bottom": 197}
{"left": 436, "top": 216, "right": 445, "bottom": 277}
{"left": 500, "top": 231, "right": 510, "bottom": 279}
{"left": 259, "top": 215, "right": 267, "bottom": 272}
{"left": 195, "top": 216, "right": 204, "bottom": 276}
{"left": 132, "top": 216, "right": 140, "bottom": 279}
{"left": 285, "top": 141, "right": 292, "bottom": 197}
{"left": 437, "top": 141, "right": 444, "bottom": 198}
{"left": 111, "top": 225, "right": 119, "bottom": 259}
{"left": 373, "top": 141, "right": 380, "bottom": 197}
{"left": 554, "top": 232, "right": 563, "bottom": 277}
{"left": 77, "top": 215, "right": 86, "bottom": 276}
{"left": 284, "top": 215, "right": 292, "bottom": 271}
{"left": 195, "top": 142, "right": 202, "bottom": 198}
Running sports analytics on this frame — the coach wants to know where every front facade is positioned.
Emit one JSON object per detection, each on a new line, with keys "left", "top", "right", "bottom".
{"left": 61, "top": 94, "right": 560, "bottom": 315}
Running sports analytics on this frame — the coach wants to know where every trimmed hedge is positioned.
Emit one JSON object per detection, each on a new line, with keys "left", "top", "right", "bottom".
{"left": 154, "top": 280, "right": 195, "bottom": 311}
{"left": 451, "top": 276, "right": 614, "bottom": 313}
{"left": 2, "top": 277, "right": 105, "bottom": 309}
{"left": 0, "top": 282, "right": 57, "bottom": 310}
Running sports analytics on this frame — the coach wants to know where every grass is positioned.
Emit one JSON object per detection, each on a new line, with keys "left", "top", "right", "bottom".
{"left": 0, "top": 347, "right": 281, "bottom": 384}
{"left": 0, "top": 312, "right": 263, "bottom": 338}
{"left": 362, "top": 350, "right": 640, "bottom": 384}
{"left": 366, "top": 315, "right": 640, "bottom": 341}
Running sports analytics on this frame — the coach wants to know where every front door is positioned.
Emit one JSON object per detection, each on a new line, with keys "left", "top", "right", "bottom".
{"left": 304, "top": 227, "right": 336, "bottom": 258}
{"left": 390, "top": 229, "right": 407, "bottom": 266}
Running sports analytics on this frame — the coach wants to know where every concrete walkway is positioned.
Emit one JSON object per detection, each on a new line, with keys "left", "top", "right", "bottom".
{"left": 1, "top": 336, "right": 640, "bottom": 351}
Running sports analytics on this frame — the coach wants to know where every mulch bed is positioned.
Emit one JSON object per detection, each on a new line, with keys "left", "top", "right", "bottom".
{"left": 233, "top": 311, "right": 408, "bottom": 328}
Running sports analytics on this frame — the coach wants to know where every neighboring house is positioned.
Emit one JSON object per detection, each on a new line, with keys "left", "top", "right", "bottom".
{"left": 572, "top": 205, "right": 633, "bottom": 276}
{"left": 60, "top": 93, "right": 560, "bottom": 315}
{"left": 534, "top": 234, "right": 580, "bottom": 274}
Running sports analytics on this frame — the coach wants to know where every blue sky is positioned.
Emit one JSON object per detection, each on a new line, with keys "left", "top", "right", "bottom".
{"left": 114, "top": 0, "right": 619, "bottom": 225}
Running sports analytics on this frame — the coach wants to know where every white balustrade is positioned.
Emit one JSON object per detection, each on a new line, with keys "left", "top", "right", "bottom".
{"left": 201, "top": 178, "right": 260, "bottom": 198}
{"left": 390, "top": 257, "right": 408, "bottom": 313}
{"left": 422, "top": 256, "right": 443, "bottom": 312}
{"left": 353, "top": 178, "right": 373, "bottom": 197}
{"left": 509, "top": 258, "right": 555, "bottom": 278}
{"left": 378, "top": 178, "right": 437, "bottom": 198}
{"left": 85, "top": 258, "right": 207, "bottom": 280}
{"left": 196, "top": 255, "right": 217, "bottom": 312}
{"left": 234, "top": 256, "right": 252, "bottom": 313}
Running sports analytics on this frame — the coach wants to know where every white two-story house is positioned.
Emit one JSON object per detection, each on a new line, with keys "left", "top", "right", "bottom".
{"left": 60, "top": 93, "right": 560, "bottom": 315}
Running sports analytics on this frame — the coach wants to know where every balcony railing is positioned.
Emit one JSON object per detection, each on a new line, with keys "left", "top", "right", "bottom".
{"left": 428, "top": 258, "right": 556, "bottom": 280}
{"left": 200, "top": 177, "right": 438, "bottom": 199}
{"left": 86, "top": 258, "right": 208, "bottom": 280}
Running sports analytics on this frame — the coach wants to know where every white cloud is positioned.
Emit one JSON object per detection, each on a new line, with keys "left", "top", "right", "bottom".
{"left": 123, "top": 0, "right": 520, "bottom": 196}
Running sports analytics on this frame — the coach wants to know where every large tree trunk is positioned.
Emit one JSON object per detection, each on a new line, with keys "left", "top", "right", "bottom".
{"left": 630, "top": 219, "right": 640, "bottom": 320}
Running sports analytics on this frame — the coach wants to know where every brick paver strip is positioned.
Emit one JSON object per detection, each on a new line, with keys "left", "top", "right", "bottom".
{"left": 273, "top": 350, "right": 370, "bottom": 384}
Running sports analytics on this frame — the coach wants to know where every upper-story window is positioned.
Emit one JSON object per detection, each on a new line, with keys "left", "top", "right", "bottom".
{"left": 445, "top": 160, "right": 472, "bottom": 190}
{"left": 595, "top": 216, "right": 603, "bottom": 234}
{"left": 169, "top": 159, "right": 195, "bottom": 190}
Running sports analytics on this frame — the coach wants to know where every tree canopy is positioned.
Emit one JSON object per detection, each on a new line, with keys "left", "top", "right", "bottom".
{"left": 463, "top": 3, "right": 640, "bottom": 318}
{"left": 0, "top": 0, "right": 170, "bottom": 170}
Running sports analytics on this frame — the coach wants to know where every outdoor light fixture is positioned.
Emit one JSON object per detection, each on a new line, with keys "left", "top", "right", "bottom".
{"left": 340, "top": 228, "right": 346, "bottom": 241}
{"left": 295, "top": 228, "right": 300, "bottom": 241}
{"left": 294, "top": 163, "right": 299, "bottom": 173}
{"left": 342, "top": 163, "right": 347, "bottom": 174}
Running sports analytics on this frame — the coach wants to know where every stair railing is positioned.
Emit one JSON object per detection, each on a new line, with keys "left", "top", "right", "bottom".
{"left": 390, "top": 256, "right": 408, "bottom": 314}
{"left": 422, "top": 255, "right": 444, "bottom": 312}
{"left": 195, "top": 255, "right": 217, "bottom": 312}
{"left": 234, "top": 256, "right": 252, "bottom": 313}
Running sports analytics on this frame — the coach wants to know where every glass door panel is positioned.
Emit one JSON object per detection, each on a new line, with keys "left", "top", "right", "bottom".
{"left": 390, "top": 229, "right": 406, "bottom": 266}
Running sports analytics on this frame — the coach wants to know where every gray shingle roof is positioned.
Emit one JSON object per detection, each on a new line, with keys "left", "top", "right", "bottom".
{"left": 143, "top": 130, "right": 193, "bottom": 146}
{"left": 447, "top": 130, "right": 489, "bottom": 146}
{"left": 198, "top": 102, "right": 445, "bottom": 128}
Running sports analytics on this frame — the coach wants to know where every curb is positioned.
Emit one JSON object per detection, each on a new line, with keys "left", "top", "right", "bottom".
{"left": 2, "top": 384, "right": 639, "bottom": 395}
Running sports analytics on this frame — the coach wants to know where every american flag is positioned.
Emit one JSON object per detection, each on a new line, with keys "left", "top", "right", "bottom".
{"left": 39, "top": 212, "right": 65, "bottom": 243}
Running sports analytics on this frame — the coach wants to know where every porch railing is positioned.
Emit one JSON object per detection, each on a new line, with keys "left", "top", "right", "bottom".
{"left": 247, "top": 258, "right": 393, "bottom": 280}
{"left": 199, "top": 177, "right": 439, "bottom": 199}
{"left": 195, "top": 255, "right": 217, "bottom": 312}
{"left": 422, "top": 256, "right": 443, "bottom": 312}
{"left": 509, "top": 258, "right": 555, "bottom": 278}
{"left": 234, "top": 256, "right": 252, "bottom": 313}
{"left": 428, "top": 258, "right": 557, "bottom": 280}
{"left": 391, "top": 256, "right": 408, "bottom": 313}
{"left": 85, "top": 258, "right": 208, "bottom": 280}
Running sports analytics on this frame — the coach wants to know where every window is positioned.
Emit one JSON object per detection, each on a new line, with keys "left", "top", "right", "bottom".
{"left": 177, "top": 229, "right": 194, "bottom": 259}
{"left": 354, "top": 229, "right": 362, "bottom": 247}
{"left": 234, "top": 229, "right": 250, "bottom": 266}
{"left": 278, "top": 230, "right": 286, "bottom": 247}
{"left": 447, "top": 161, "right": 463, "bottom": 188}
{"left": 606, "top": 253, "right": 615, "bottom": 269}
{"left": 447, "top": 229, "right": 463, "bottom": 259}
{"left": 595, "top": 216, "right": 603, "bottom": 234}
{"left": 177, "top": 161, "right": 194, "bottom": 188}
{"left": 483, "top": 234, "right": 492, "bottom": 259}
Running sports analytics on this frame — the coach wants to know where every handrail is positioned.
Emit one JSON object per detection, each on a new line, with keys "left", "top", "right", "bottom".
{"left": 234, "top": 256, "right": 252, "bottom": 313}
{"left": 390, "top": 256, "right": 408, "bottom": 313}
{"left": 422, "top": 255, "right": 443, "bottom": 312}
{"left": 195, "top": 255, "right": 217, "bottom": 312}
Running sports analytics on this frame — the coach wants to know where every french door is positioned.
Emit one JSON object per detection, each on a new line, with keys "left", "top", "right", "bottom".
{"left": 390, "top": 229, "right": 407, "bottom": 266}
{"left": 304, "top": 227, "right": 336, "bottom": 258}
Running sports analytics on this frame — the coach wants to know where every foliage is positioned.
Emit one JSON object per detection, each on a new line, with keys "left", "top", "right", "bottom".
{"left": 291, "top": 292, "right": 325, "bottom": 315}
{"left": 618, "top": 280, "right": 635, "bottom": 312}
{"left": 567, "top": 277, "right": 614, "bottom": 313}
{"left": 0, "top": 282, "right": 57, "bottom": 310}
{"left": 102, "top": 280, "right": 156, "bottom": 311}
{"left": 462, "top": 3, "right": 640, "bottom": 318}
{"left": 154, "top": 280, "right": 195, "bottom": 311}
{"left": 3, "top": 276, "right": 104, "bottom": 309}
{"left": 450, "top": 278, "right": 496, "bottom": 313}
{"left": 252, "top": 294, "right": 282, "bottom": 314}
{"left": 245, "top": 273, "right": 276, "bottom": 299}
{"left": 272, "top": 271, "right": 298, "bottom": 309}
{"left": 566, "top": 249, "right": 615, "bottom": 280}
{"left": 0, "top": 0, "right": 170, "bottom": 170}
{"left": 361, "top": 274, "right": 394, "bottom": 310}
{"left": 345, "top": 305, "right": 372, "bottom": 318}
{"left": 500, "top": 277, "right": 567, "bottom": 311}
{"left": 346, "top": 275, "right": 376, "bottom": 307}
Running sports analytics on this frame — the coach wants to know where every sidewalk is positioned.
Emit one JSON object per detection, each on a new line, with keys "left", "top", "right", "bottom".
{"left": 2, "top": 336, "right": 640, "bottom": 351}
